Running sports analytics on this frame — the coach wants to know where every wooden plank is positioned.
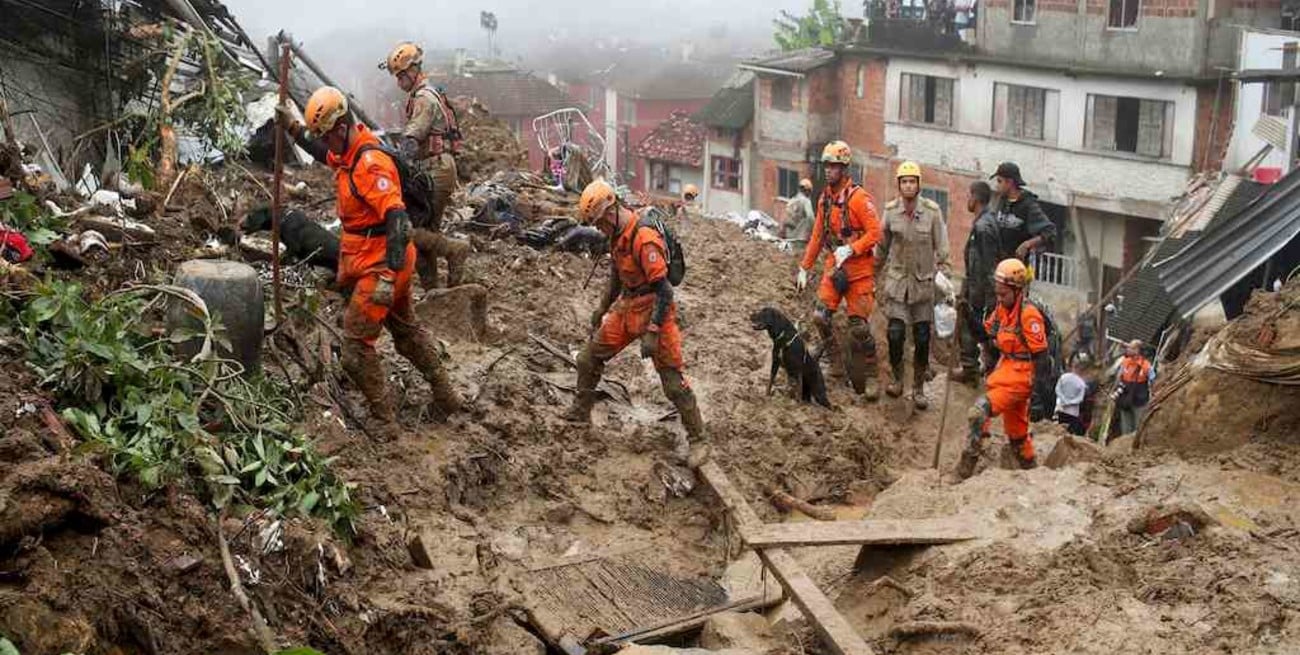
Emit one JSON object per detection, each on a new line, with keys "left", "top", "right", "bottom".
{"left": 590, "top": 594, "right": 783, "bottom": 646}
{"left": 698, "top": 462, "right": 875, "bottom": 655}
{"left": 744, "top": 519, "right": 978, "bottom": 549}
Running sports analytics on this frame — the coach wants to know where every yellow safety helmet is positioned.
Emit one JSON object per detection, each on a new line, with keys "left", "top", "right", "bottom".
{"left": 578, "top": 179, "right": 619, "bottom": 224}
{"left": 303, "top": 86, "right": 349, "bottom": 136}
{"left": 994, "top": 258, "right": 1029, "bottom": 288}
{"left": 683, "top": 183, "right": 700, "bottom": 200}
{"left": 896, "top": 160, "right": 922, "bottom": 182}
{"left": 386, "top": 42, "right": 424, "bottom": 75}
{"left": 821, "top": 140, "right": 852, "bottom": 165}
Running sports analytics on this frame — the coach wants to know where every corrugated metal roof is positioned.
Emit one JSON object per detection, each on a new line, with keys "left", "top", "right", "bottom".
{"left": 1109, "top": 236, "right": 1190, "bottom": 344}
{"left": 694, "top": 72, "right": 754, "bottom": 130}
{"left": 1157, "top": 166, "right": 1300, "bottom": 318}
{"left": 740, "top": 48, "right": 837, "bottom": 74}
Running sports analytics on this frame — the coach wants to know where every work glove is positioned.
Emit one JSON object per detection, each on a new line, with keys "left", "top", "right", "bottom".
{"left": 275, "top": 102, "right": 302, "bottom": 136}
{"left": 640, "top": 331, "right": 660, "bottom": 359}
{"left": 834, "top": 245, "right": 854, "bottom": 268}
{"left": 796, "top": 268, "right": 809, "bottom": 291}
{"left": 371, "top": 276, "right": 395, "bottom": 308}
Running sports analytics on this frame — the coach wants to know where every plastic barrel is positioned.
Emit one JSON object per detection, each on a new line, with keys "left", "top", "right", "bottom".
{"left": 169, "top": 260, "right": 265, "bottom": 376}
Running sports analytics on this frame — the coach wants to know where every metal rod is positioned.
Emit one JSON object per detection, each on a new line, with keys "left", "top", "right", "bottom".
{"left": 271, "top": 43, "right": 291, "bottom": 325}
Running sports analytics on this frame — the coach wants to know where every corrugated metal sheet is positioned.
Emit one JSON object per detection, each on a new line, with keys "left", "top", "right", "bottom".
{"left": 1109, "top": 237, "right": 1189, "bottom": 344}
{"left": 741, "top": 48, "right": 837, "bottom": 74}
{"left": 694, "top": 74, "right": 754, "bottom": 130}
{"left": 1158, "top": 166, "right": 1300, "bottom": 318}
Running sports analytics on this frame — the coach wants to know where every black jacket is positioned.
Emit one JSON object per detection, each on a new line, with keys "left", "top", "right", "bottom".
{"left": 963, "top": 207, "right": 1001, "bottom": 308}
{"left": 991, "top": 190, "right": 1057, "bottom": 260}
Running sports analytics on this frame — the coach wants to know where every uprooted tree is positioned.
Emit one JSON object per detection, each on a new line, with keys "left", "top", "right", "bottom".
{"left": 773, "top": 0, "right": 845, "bottom": 51}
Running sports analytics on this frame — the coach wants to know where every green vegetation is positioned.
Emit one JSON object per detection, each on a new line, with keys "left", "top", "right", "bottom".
{"left": 773, "top": 0, "right": 845, "bottom": 51}
{"left": 5, "top": 279, "right": 358, "bottom": 533}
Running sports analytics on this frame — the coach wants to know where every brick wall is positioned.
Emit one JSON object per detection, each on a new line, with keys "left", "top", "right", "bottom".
{"left": 1190, "top": 82, "right": 1235, "bottom": 174}
{"left": 757, "top": 157, "right": 807, "bottom": 216}
{"left": 1039, "top": 0, "right": 1078, "bottom": 13}
{"left": 1141, "top": 0, "right": 1199, "bottom": 18}
{"left": 839, "top": 56, "right": 889, "bottom": 158}
{"left": 807, "top": 67, "right": 839, "bottom": 115}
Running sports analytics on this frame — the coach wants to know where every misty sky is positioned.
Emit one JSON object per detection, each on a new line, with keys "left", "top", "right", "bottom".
{"left": 225, "top": 0, "right": 818, "bottom": 59}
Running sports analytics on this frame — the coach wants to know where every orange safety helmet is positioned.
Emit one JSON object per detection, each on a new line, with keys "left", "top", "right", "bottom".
{"left": 578, "top": 179, "right": 619, "bottom": 224}
{"left": 682, "top": 183, "right": 700, "bottom": 200}
{"left": 386, "top": 42, "right": 424, "bottom": 75}
{"left": 303, "top": 86, "right": 349, "bottom": 136}
{"left": 821, "top": 140, "right": 852, "bottom": 165}
{"left": 994, "top": 258, "right": 1029, "bottom": 288}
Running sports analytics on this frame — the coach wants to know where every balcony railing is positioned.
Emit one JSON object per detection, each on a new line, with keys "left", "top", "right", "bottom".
{"left": 1033, "top": 252, "right": 1082, "bottom": 289}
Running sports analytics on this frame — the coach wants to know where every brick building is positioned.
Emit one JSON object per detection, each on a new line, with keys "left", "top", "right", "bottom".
{"left": 634, "top": 111, "right": 706, "bottom": 201}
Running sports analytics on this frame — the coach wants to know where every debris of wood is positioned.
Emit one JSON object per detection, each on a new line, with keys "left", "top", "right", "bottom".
{"left": 74, "top": 215, "right": 158, "bottom": 243}
{"left": 216, "top": 519, "right": 279, "bottom": 654}
{"left": 887, "top": 620, "right": 982, "bottom": 640}
{"left": 766, "top": 484, "right": 836, "bottom": 521}
{"left": 742, "top": 519, "right": 977, "bottom": 548}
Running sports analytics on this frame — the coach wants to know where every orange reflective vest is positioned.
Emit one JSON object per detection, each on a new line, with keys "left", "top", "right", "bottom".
{"left": 800, "top": 179, "right": 882, "bottom": 281}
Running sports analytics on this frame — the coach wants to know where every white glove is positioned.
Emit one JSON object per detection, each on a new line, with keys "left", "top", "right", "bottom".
{"left": 834, "top": 245, "right": 854, "bottom": 267}
{"left": 796, "top": 268, "right": 809, "bottom": 291}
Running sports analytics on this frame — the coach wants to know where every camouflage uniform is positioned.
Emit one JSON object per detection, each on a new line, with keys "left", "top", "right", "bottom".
{"left": 403, "top": 81, "right": 470, "bottom": 288}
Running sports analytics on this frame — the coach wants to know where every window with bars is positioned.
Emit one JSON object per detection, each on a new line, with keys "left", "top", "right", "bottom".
{"left": 712, "top": 156, "right": 742, "bottom": 190}
{"left": 650, "top": 161, "right": 668, "bottom": 191}
{"left": 1084, "top": 94, "right": 1173, "bottom": 158}
{"left": 993, "top": 83, "right": 1058, "bottom": 142}
{"left": 1013, "top": 0, "right": 1035, "bottom": 23}
{"left": 772, "top": 78, "right": 794, "bottom": 110}
{"left": 1108, "top": 0, "right": 1139, "bottom": 28}
{"left": 900, "top": 73, "right": 955, "bottom": 127}
{"left": 778, "top": 167, "right": 802, "bottom": 198}
{"left": 921, "top": 188, "right": 949, "bottom": 217}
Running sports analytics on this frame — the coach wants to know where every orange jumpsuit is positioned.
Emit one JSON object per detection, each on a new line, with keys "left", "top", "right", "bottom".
{"left": 592, "top": 211, "right": 683, "bottom": 371}
{"left": 799, "top": 179, "right": 882, "bottom": 318}
{"left": 982, "top": 297, "right": 1048, "bottom": 458}
{"left": 327, "top": 124, "right": 419, "bottom": 346}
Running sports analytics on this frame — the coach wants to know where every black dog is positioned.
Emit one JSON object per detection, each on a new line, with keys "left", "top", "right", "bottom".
{"left": 240, "top": 207, "right": 340, "bottom": 273}
{"left": 750, "top": 307, "right": 831, "bottom": 408}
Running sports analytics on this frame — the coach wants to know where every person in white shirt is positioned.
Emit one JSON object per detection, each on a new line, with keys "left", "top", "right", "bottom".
{"left": 1054, "top": 358, "right": 1089, "bottom": 436}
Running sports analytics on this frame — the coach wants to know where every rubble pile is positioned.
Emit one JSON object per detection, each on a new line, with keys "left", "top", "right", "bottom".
{"left": 450, "top": 97, "right": 531, "bottom": 182}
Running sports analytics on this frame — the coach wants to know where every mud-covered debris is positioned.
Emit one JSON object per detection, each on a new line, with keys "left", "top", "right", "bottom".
{"left": 699, "top": 611, "right": 776, "bottom": 652}
{"left": 1043, "top": 435, "right": 1106, "bottom": 469}
{"left": 1127, "top": 504, "right": 1216, "bottom": 538}
{"left": 408, "top": 530, "right": 438, "bottom": 569}
{"left": 168, "top": 553, "right": 203, "bottom": 574}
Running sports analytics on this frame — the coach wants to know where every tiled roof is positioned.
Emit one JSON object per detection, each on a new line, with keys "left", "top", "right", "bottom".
{"left": 428, "top": 70, "right": 572, "bottom": 118}
{"left": 635, "top": 111, "right": 706, "bottom": 167}
{"left": 694, "top": 71, "right": 754, "bottom": 130}
{"left": 741, "top": 48, "right": 837, "bottom": 74}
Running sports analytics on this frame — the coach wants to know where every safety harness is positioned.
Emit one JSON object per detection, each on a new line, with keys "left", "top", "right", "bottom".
{"left": 816, "top": 183, "right": 865, "bottom": 251}
{"left": 407, "top": 84, "right": 464, "bottom": 157}
{"left": 988, "top": 296, "right": 1038, "bottom": 361}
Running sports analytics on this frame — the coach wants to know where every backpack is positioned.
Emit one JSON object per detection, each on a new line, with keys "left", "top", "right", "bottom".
{"left": 345, "top": 142, "right": 434, "bottom": 227}
{"left": 636, "top": 207, "right": 686, "bottom": 286}
{"left": 988, "top": 297, "right": 1063, "bottom": 422}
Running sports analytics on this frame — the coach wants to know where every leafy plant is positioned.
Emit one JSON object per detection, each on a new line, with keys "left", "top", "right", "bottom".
{"left": 773, "top": 0, "right": 845, "bottom": 51}
{"left": 13, "top": 279, "right": 358, "bottom": 533}
{"left": 0, "top": 190, "right": 65, "bottom": 246}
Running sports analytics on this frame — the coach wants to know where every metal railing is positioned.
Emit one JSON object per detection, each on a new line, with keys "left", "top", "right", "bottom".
{"left": 1033, "top": 251, "right": 1082, "bottom": 289}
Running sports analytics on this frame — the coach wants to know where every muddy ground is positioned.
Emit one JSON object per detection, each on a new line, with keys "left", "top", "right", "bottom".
{"left": 2, "top": 156, "right": 1300, "bottom": 655}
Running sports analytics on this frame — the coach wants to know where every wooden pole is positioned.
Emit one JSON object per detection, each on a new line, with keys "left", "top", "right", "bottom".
{"left": 932, "top": 337, "right": 959, "bottom": 469}
{"left": 272, "top": 43, "right": 291, "bottom": 324}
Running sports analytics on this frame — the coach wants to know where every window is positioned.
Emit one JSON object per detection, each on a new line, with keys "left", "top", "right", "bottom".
{"left": 1013, "top": 0, "right": 1035, "bottom": 23}
{"left": 1085, "top": 94, "right": 1173, "bottom": 158}
{"left": 621, "top": 98, "right": 637, "bottom": 126}
{"left": 1264, "top": 42, "right": 1299, "bottom": 117}
{"left": 712, "top": 156, "right": 742, "bottom": 190}
{"left": 900, "top": 0, "right": 925, "bottom": 19}
{"left": 778, "top": 167, "right": 802, "bottom": 198}
{"left": 921, "top": 188, "right": 949, "bottom": 217}
{"left": 668, "top": 178, "right": 683, "bottom": 195}
{"left": 993, "top": 83, "right": 1059, "bottom": 142}
{"left": 900, "top": 73, "right": 955, "bottom": 127}
{"left": 772, "top": 78, "right": 794, "bottom": 110}
{"left": 855, "top": 65, "right": 866, "bottom": 99}
{"left": 650, "top": 161, "right": 668, "bottom": 191}
{"left": 1108, "top": 0, "right": 1139, "bottom": 29}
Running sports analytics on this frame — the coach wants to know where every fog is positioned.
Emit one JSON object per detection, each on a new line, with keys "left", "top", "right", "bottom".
{"left": 225, "top": 0, "right": 809, "bottom": 65}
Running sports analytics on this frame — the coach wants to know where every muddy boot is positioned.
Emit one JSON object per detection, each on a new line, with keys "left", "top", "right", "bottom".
{"left": 886, "top": 364, "right": 904, "bottom": 398}
{"left": 846, "top": 317, "right": 879, "bottom": 402}
{"left": 563, "top": 346, "right": 604, "bottom": 423}
{"left": 885, "top": 319, "right": 905, "bottom": 397}
{"left": 955, "top": 399, "right": 991, "bottom": 479}
{"left": 341, "top": 341, "right": 398, "bottom": 436}
{"left": 661, "top": 368, "right": 709, "bottom": 467}
{"left": 912, "top": 367, "right": 929, "bottom": 410}
{"left": 411, "top": 228, "right": 441, "bottom": 290}
{"left": 1007, "top": 435, "right": 1038, "bottom": 470}
{"left": 862, "top": 360, "right": 880, "bottom": 401}
{"left": 955, "top": 444, "right": 981, "bottom": 480}
{"left": 391, "top": 318, "right": 464, "bottom": 419}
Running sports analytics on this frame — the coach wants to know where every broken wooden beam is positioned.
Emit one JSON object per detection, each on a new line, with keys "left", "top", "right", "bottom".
{"left": 697, "top": 462, "right": 876, "bottom": 655}
{"left": 742, "top": 519, "right": 977, "bottom": 549}
{"left": 590, "top": 594, "right": 783, "bottom": 647}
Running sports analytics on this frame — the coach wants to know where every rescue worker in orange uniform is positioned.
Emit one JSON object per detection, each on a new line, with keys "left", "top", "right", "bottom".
{"left": 282, "top": 86, "right": 462, "bottom": 431}
{"left": 796, "top": 141, "right": 884, "bottom": 400}
{"left": 385, "top": 42, "right": 471, "bottom": 289}
{"left": 956, "top": 259, "right": 1048, "bottom": 478}
{"left": 564, "top": 180, "right": 708, "bottom": 466}
{"left": 1114, "top": 339, "right": 1154, "bottom": 436}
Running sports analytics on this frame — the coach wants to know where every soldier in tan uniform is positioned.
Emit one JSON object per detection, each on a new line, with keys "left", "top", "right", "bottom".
{"left": 877, "top": 161, "right": 952, "bottom": 409}
{"left": 386, "top": 42, "right": 471, "bottom": 289}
